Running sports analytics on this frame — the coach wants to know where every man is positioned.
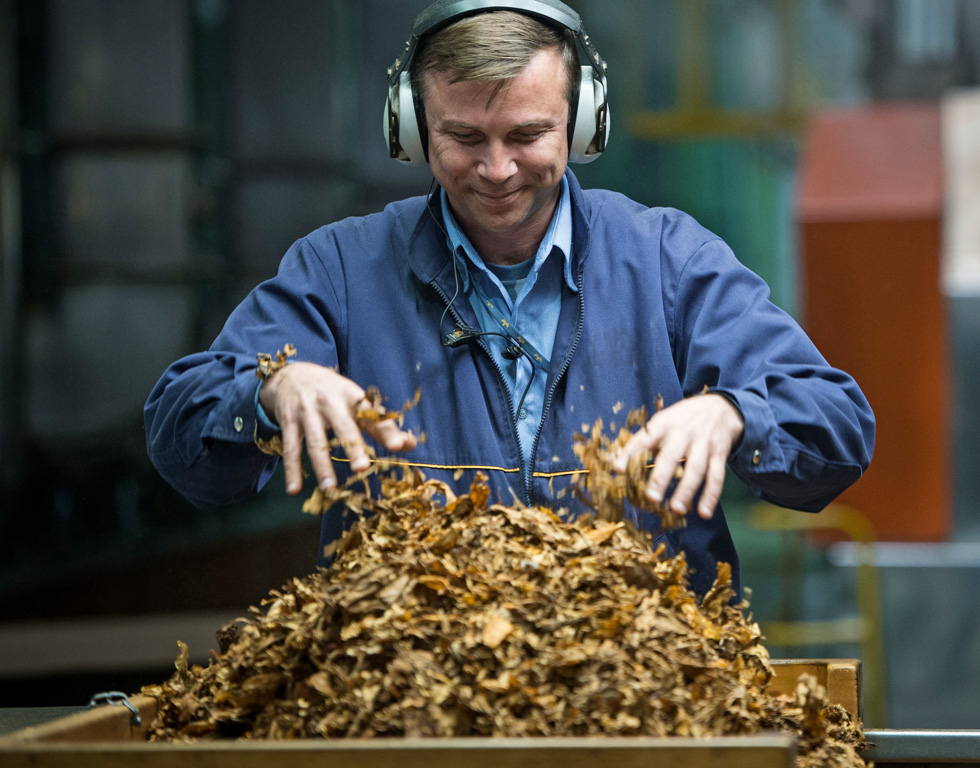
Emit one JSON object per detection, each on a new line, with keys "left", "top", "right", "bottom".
{"left": 145, "top": 0, "right": 874, "bottom": 597}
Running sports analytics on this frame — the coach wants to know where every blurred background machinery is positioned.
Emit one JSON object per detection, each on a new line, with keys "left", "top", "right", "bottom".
{"left": 2, "top": 0, "right": 980, "bottom": 729}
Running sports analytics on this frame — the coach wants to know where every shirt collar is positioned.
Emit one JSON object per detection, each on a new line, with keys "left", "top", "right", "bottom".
{"left": 440, "top": 174, "right": 576, "bottom": 294}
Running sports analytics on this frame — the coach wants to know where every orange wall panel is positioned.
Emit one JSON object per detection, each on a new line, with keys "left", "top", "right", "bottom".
{"left": 798, "top": 105, "right": 949, "bottom": 541}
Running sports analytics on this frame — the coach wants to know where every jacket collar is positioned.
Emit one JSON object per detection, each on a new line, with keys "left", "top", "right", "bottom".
{"left": 564, "top": 168, "right": 591, "bottom": 284}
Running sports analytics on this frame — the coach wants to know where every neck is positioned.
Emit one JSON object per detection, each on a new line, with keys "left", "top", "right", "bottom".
{"left": 458, "top": 185, "right": 561, "bottom": 267}
{"left": 467, "top": 226, "right": 545, "bottom": 266}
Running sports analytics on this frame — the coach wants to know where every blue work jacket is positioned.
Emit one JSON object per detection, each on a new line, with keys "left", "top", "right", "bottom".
{"left": 144, "top": 170, "right": 875, "bottom": 597}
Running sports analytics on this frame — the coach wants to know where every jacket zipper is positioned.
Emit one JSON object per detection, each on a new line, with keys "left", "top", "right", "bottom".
{"left": 529, "top": 269, "right": 585, "bottom": 504}
{"left": 429, "top": 280, "right": 526, "bottom": 494}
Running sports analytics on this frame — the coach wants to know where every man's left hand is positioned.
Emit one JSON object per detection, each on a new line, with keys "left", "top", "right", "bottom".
{"left": 611, "top": 394, "right": 744, "bottom": 520}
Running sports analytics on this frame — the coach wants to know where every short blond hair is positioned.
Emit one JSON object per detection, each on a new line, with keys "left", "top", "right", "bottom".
{"left": 413, "top": 10, "right": 579, "bottom": 109}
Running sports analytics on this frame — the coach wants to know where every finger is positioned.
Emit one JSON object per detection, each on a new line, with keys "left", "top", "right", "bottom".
{"left": 645, "top": 437, "right": 685, "bottom": 506}
{"left": 279, "top": 417, "right": 306, "bottom": 495}
{"left": 613, "top": 418, "right": 663, "bottom": 473}
{"left": 613, "top": 434, "right": 651, "bottom": 473}
{"left": 697, "top": 451, "right": 728, "bottom": 519}
{"left": 363, "top": 418, "right": 418, "bottom": 452}
{"left": 324, "top": 398, "right": 371, "bottom": 474}
{"left": 670, "top": 443, "right": 708, "bottom": 515}
{"left": 300, "top": 407, "right": 338, "bottom": 491}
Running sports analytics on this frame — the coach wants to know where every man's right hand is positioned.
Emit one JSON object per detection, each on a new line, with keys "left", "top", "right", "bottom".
{"left": 258, "top": 362, "right": 418, "bottom": 495}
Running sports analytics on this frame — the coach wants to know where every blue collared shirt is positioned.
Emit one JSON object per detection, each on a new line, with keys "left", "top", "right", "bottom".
{"left": 441, "top": 175, "right": 577, "bottom": 477}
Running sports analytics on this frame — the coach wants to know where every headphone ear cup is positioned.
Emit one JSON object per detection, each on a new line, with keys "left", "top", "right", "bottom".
{"left": 568, "top": 65, "right": 607, "bottom": 164}
{"left": 385, "top": 71, "right": 428, "bottom": 164}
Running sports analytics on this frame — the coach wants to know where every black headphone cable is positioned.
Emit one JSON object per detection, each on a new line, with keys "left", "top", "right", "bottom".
{"left": 426, "top": 178, "right": 537, "bottom": 418}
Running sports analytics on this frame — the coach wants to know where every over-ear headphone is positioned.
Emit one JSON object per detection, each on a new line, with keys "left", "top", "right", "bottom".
{"left": 384, "top": 0, "right": 610, "bottom": 166}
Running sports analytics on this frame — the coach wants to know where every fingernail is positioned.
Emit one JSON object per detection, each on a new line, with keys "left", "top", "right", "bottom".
{"left": 671, "top": 499, "right": 687, "bottom": 514}
{"left": 646, "top": 485, "right": 662, "bottom": 503}
{"left": 287, "top": 481, "right": 300, "bottom": 494}
{"left": 319, "top": 477, "right": 335, "bottom": 491}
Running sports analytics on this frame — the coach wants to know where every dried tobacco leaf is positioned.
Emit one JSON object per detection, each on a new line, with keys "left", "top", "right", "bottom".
{"left": 255, "top": 343, "right": 297, "bottom": 381}
{"left": 141, "top": 410, "right": 869, "bottom": 768}
{"left": 571, "top": 404, "right": 688, "bottom": 529}
{"left": 357, "top": 386, "right": 421, "bottom": 429}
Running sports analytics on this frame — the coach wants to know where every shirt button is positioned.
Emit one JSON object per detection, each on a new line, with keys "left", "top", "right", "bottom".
{"left": 518, "top": 407, "right": 528, "bottom": 420}
{"left": 234, "top": 416, "right": 244, "bottom": 432}
{"left": 752, "top": 449, "right": 762, "bottom": 466}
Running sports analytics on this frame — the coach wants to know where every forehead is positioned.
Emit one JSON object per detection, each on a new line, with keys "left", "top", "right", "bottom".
{"left": 424, "top": 48, "right": 569, "bottom": 125}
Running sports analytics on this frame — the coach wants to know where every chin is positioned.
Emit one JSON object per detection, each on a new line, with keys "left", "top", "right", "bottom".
{"left": 474, "top": 213, "right": 530, "bottom": 234}
{"left": 470, "top": 200, "right": 533, "bottom": 229}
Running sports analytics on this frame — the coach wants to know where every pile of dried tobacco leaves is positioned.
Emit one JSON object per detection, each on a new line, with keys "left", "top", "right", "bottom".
{"left": 142, "top": 410, "right": 869, "bottom": 768}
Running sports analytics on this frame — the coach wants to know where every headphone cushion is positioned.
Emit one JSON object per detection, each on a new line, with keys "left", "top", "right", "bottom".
{"left": 387, "top": 71, "right": 428, "bottom": 165}
{"left": 568, "top": 66, "right": 604, "bottom": 164}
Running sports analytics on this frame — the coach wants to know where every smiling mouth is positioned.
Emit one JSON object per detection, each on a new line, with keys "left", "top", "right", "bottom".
{"left": 474, "top": 189, "right": 521, "bottom": 204}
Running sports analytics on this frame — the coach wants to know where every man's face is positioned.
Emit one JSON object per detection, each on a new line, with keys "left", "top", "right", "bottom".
{"left": 424, "top": 48, "right": 569, "bottom": 258}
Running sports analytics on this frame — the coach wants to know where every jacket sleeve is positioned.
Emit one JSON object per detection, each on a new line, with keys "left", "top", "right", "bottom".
{"left": 664, "top": 228, "right": 875, "bottom": 512}
{"left": 144, "top": 234, "right": 346, "bottom": 507}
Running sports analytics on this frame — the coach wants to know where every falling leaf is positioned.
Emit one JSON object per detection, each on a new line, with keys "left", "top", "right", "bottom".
{"left": 482, "top": 613, "right": 514, "bottom": 649}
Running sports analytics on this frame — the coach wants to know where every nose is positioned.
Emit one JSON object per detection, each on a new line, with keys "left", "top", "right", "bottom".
{"left": 478, "top": 140, "right": 516, "bottom": 184}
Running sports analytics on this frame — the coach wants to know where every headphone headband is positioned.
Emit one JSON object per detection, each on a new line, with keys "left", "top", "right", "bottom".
{"left": 384, "top": 0, "right": 609, "bottom": 165}
{"left": 412, "top": 0, "right": 582, "bottom": 39}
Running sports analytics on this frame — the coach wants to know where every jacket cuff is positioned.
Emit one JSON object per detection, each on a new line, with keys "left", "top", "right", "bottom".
{"left": 711, "top": 387, "right": 780, "bottom": 476}
{"left": 203, "top": 369, "right": 267, "bottom": 445}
